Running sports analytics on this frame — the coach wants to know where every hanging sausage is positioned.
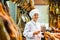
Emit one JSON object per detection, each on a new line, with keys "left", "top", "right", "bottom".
{"left": 0, "top": 2, "right": 22, "bottom": 40}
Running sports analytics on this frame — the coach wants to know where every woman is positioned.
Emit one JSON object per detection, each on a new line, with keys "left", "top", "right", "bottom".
{"left": 23, "top": 9, "right": 43, "bottom": 40}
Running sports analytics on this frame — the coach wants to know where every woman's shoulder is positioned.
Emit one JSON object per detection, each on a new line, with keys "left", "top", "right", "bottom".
{"left": 25, "top": 21, "right": 32, "bottom": 25}
{"left": 37, "top": 22, "right": 40, "bottom": 25}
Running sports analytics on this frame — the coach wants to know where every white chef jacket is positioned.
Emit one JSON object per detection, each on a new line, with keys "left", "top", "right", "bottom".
{"left": 23, "top": 20, "right": 42, "bottom": 40}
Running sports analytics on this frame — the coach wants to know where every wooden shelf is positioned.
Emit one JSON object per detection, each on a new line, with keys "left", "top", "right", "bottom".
{"left": 34, "top": 0, "right": 48, "bottom": 5}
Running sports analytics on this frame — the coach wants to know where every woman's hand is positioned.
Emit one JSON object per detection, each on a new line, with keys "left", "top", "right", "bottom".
{"left": 33, "top": 31, "right": 40, "bottom": 35}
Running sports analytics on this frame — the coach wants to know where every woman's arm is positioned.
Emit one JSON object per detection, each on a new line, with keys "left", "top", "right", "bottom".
{"left": 23, "top": 23, "right": 34, "bottom": 38}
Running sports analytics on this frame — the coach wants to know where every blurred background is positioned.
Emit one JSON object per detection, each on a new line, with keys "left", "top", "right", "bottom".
{"left": 0, "top": 0, "right": 60, "bottom": 40}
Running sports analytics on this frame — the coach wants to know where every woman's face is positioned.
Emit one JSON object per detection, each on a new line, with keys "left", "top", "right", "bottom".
{"left": 32, "top": 13, "right": 39, "bottom": 21}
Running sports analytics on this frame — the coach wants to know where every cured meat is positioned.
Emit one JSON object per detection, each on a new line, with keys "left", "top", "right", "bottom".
{"left": 0, "top": 18, "right": 10, "bottom": 40}
{"left": 0, "top": 3, "right": 22, "bottom": 40}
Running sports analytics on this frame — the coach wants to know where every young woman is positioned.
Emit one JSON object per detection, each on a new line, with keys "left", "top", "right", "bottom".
{"left": 23, "top": 9, "right": 43, "bottom": 40}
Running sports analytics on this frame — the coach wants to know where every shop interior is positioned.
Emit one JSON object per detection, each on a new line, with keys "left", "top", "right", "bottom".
{"left": 0, "top": 0, "right": 60, "bottom": 40}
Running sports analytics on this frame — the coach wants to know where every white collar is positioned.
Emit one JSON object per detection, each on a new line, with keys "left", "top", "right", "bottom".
{"left": 31, "top": 20, "right": 38, "bottom": 25}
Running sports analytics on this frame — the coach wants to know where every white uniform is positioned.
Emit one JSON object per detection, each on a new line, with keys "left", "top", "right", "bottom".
{"left": 23, "top": 20, "right": 42, "bottom": 40}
